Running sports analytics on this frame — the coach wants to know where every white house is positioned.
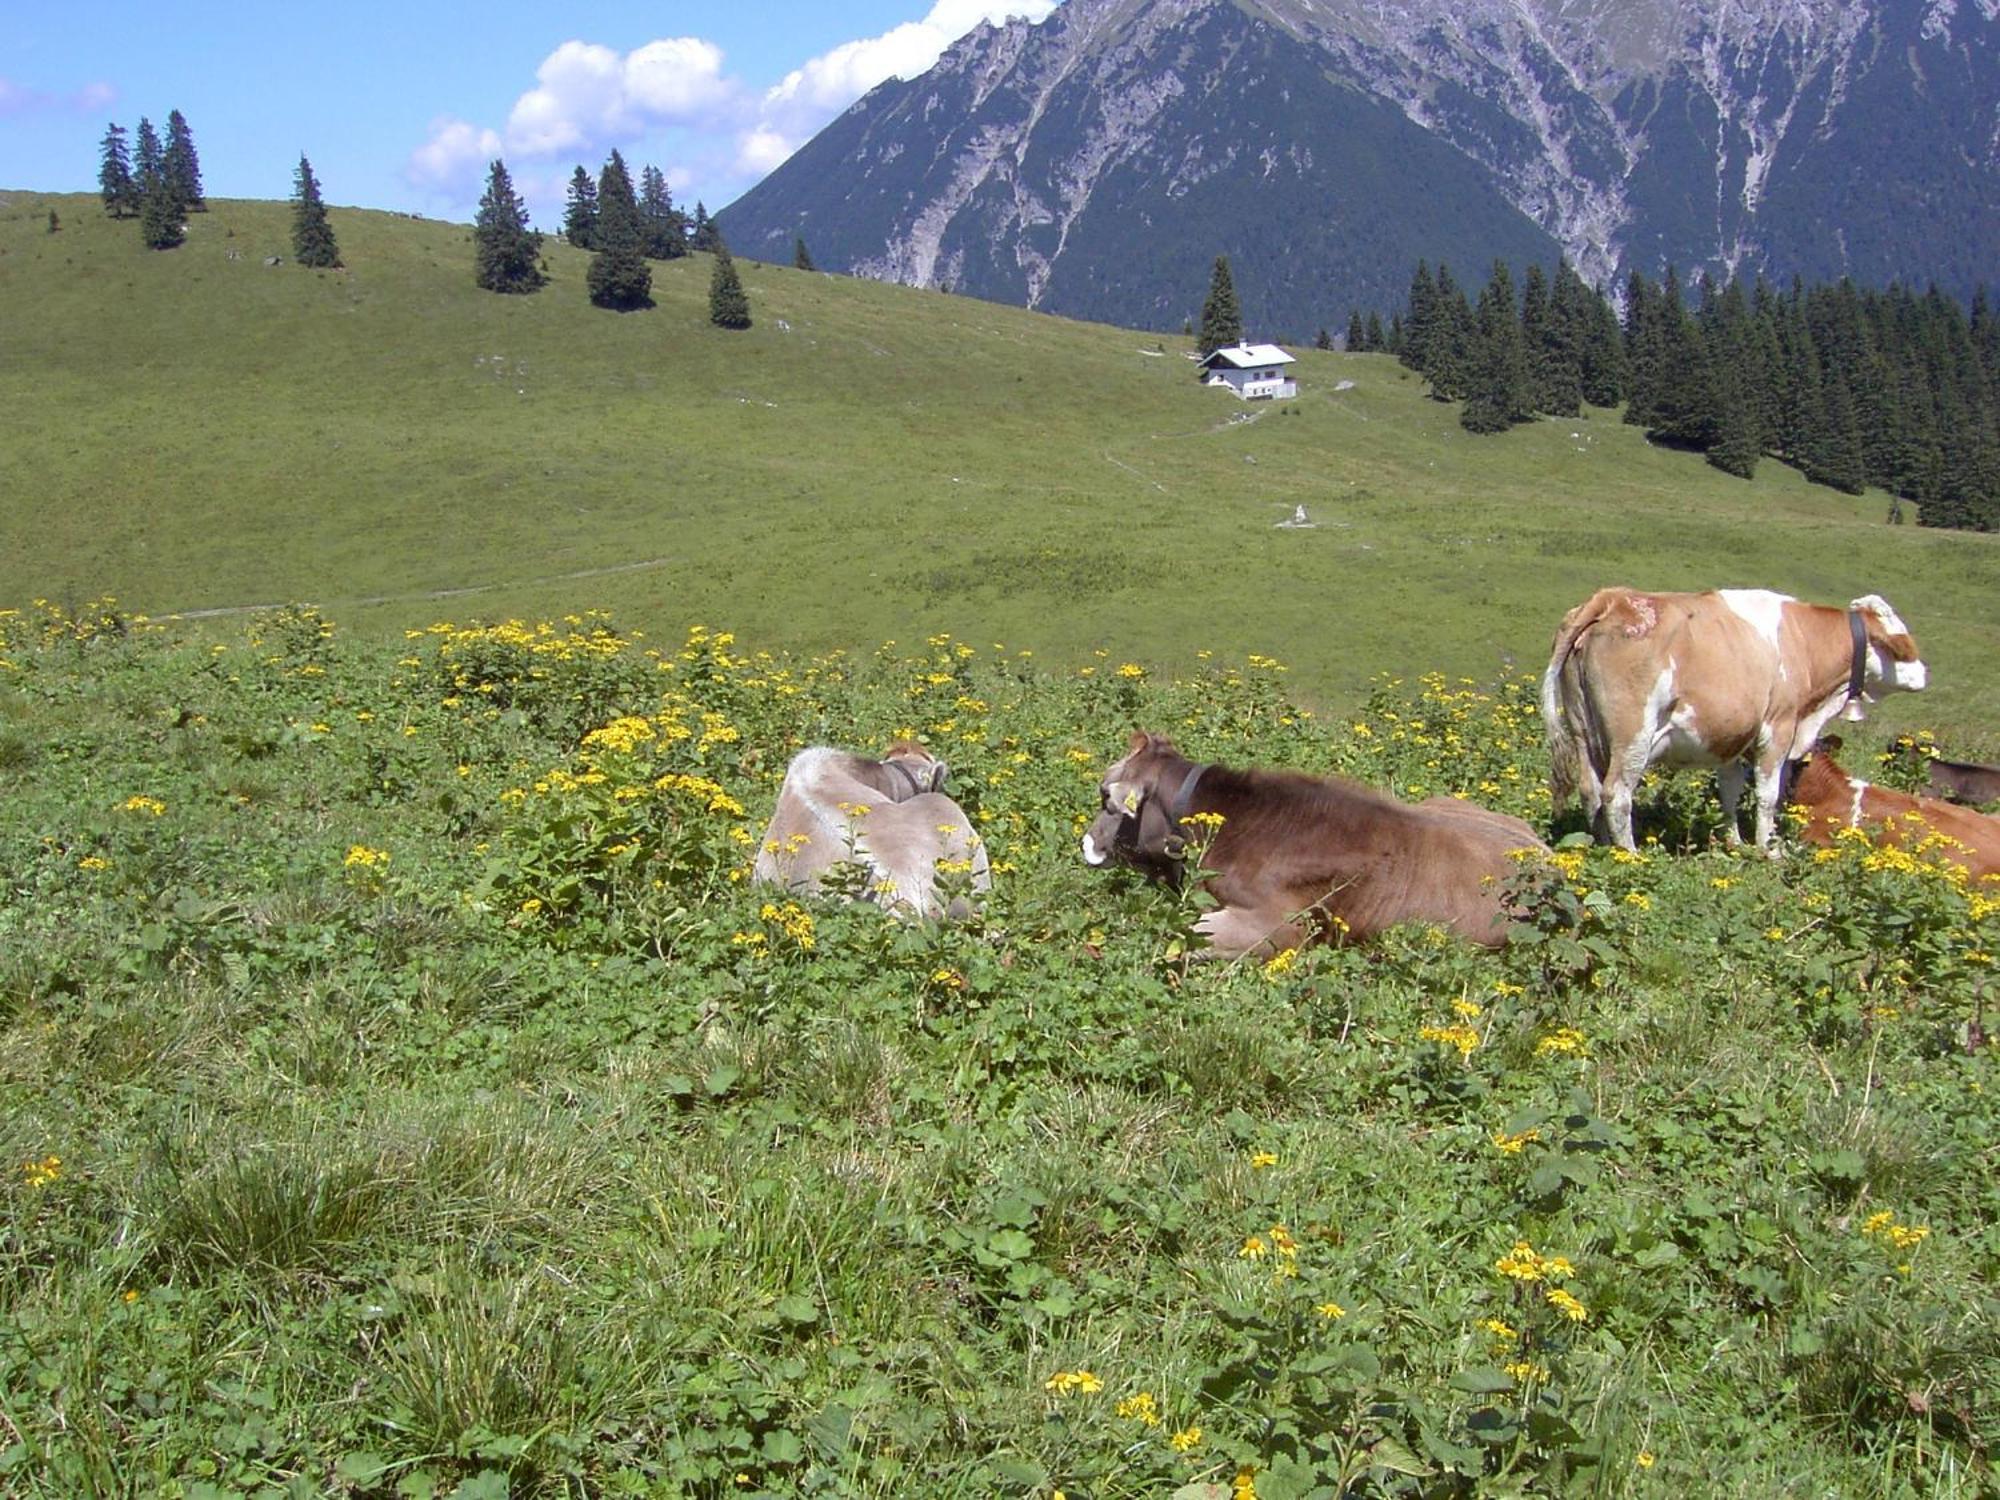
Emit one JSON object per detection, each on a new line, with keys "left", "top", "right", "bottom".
{"left": 1199, "top": 342, "right": 1298, "bottom": 400}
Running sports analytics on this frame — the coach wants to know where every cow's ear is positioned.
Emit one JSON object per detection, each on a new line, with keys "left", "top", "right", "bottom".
{"left": 1107, "top": 779, "right": 1144, "bottom": 815}
{"left": 1126, "top": 729, "right": 1151, "bottom": 755}
{"left": 925, "top": 759, "right": 949, "bottom": 792}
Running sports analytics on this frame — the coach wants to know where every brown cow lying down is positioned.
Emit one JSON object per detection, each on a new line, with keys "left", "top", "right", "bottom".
{"left": 1927, "top": 755, "right": 2000, "bottom": 809}
{"left": 753, "top": 741, "right": 991, "bottom": 919}
{"left": 1790, "top": 739, "right": 2000, "bottom": 881}
{"left": 1081, "top": 731, "right": 1548, "bottom": 954}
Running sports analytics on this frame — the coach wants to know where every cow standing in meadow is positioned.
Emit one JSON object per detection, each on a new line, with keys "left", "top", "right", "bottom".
{"left": 1081, "top": 731, "right": 1546, "bottom": 954}
{"left": 1541, "top": 588, "right": 1927, "bottom": 852}
{"left": 753, "top": 741, "right": 990, "bottom": 919}
{"left": 1788, "top": 739, "right": 2000, "bottom": 880}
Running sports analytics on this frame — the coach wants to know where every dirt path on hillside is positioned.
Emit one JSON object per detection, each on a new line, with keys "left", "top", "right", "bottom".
{"left": 152, "top": 557, "right": 675, "bottom": 622}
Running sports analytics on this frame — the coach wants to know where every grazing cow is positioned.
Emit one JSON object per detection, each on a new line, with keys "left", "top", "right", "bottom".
{"left": 753, "top": 741, "right": 991, "bottom": 919}
{"left": 1081, "top": 731, "right": 1547, "bottom": 954}
{"left": 1788, "top": 739, "right": 2000, "bottom": 880}
{"left": 1541, "top": 588, "right": 1927, "bottom": 852}
{"left": 1926, "top": 755, "right": 2000, "bottom": 809}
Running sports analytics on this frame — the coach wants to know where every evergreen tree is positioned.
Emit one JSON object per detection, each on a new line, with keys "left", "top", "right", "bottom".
{"left": 689, "top": 202, "right": 720, "bottom": 253}
{"left": 473, "top": 159, "right": 545, "bottom": 294}
{"left": 1364, "top": 311, "right": 1385, "bottom": 352}
{"left": 1576, "top": 282, "right": 1626, "bottom": 408}
{"left": 586, "top": 149, "right": 651, "bottom": 310}
{"left": 1424, "top": 263, "right": 1476, "bottom": 401}
{"left": 97, "top": 122, "right": 136, "bottom": 218}
{"left": 562, "top": 166, "right": 599, "bottom": 250}
{"left": 1344, "top": 310, "right": 1365, "bottom": 350}
{"left": 133, "top": 117, "right": 163, "bottom": 191}
{"left": 1460, "top": 260, "right": 1532, "bottom": 433}
{"left": 138, "top": 159, "right": 182, "bottom": 251}
{"left": 708, "top": 241, "right": 751, "bottom": 329}
{"left": 1314, "top": 327, "right": 1333, "bottom": 351}
{"left": 1197, "top": 255, "right": 1242, "bottom": 355}
{"left": 163, "top": 109, "right": 205, "bottom": 213}
{"left": 1386, "top": 312, "right": 1405, "bottom": 359}
{"left": 793, "top": 235, "right": 815, "bottom": 272}
{"left": 1401, "top": 261, "right": 1436, "bottom": 373}
{"left": 1522, "top": 262, "right": 1582, "bottom": 417}
{"left": 290, "top": 154, "right": 341, "bottom": 268}
{"left": 1703, "top": 278, "right": 1760, "bottom": 478}
{"left": 638, "top": 165, "right": 685, "bottom": 259}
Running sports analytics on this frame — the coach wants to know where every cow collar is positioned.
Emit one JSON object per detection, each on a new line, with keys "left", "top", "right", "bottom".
{"left": 1844, "top": 609, "right": 1869, "bottom": 712}
{"left": 882, "top": 759, "right": 929, "bottom": 801}
{"left": 1159, "top": 761, "right": 1211, "bottom": 859}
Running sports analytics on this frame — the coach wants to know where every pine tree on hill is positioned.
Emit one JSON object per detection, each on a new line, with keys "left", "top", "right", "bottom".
{"left": 793, "top": 236, "right": 815, "bottom": 271}
{"left": 1386, "top": 311, "right": 1405, "bottom": 359}
{"left": 639, "top": 165, "right": 685, "bottom": 259}
{"left": 1345, "top": 310, "right": 1365, "bottom": 350}
{"left": 563, "top": 166, "right": 599, "bottom": 250}
{"left": 1522, "top": 262, "right": 1581, "bottom": 417}
{"left": 138, "top": 158, "right": 183, "bottom": 250}
{"left": 586, "top": 149, "right": 651, "bottom": 310}
{"left": 1460, "top": 261, "right": 1531, "bottom": 433}
{"left": 1314, "top": 327, "right": 1333, "bottom": 351}
{"left": 690, "top": 202, "right": 720, "bottom": 253}
{"left": 473, "top": 159, "right": 546, "bottom": 294}
{"left": 133, "top": 117, "right": 163, "bottom": 192}
{"left": 290, "top": 154, "right": 341, "bottom": 268}
{"left": 163, "top": 109, "right": 205, "bottom": 213}
{"left": 1363, "top": 311, "right": 1385, "bottom": 352}
{"left": 1424, "top": 263, "right": 1476, "bottom": 402}
{"left": 709, "top": 242, "right": 751, "bottom": 330}
{"left": 98, "top": 123, "right": 136, "bottom": 218}
{"left": 1401, "top": 261, "right": 1436, "bottom": 373}
{"left": 1197, "top": 254, "right": 1242, "bottom": 355}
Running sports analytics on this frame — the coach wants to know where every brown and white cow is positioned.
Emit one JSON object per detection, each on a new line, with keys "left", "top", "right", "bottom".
{"left": 1541, "top": 588, "right": 1926, "bottom": 852}
{"left": 1789, "top": 739, "right": 2000, "bottom": 881}
{"left": 1081, "top": 731, "right": 1547, "bottom": 955}
{"left": 753, "top": 741, "right": 991, "bottom": 919}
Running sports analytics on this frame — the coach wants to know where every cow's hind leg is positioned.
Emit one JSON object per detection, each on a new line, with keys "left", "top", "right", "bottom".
{"left": 1716, "top": 763, "right": 1748, "bottom": 848}
{"left": 1750, "top": 748, "right": 1789, "bottom": 855}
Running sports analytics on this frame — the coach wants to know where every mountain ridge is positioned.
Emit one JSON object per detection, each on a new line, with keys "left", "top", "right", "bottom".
{"left": 722, "top": 0, "right": 2000, "bottom": 334}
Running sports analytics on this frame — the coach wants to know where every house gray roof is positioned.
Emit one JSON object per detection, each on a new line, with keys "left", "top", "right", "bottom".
{"left": 1200, "top": 342, "right": 1295, "bottom": 369}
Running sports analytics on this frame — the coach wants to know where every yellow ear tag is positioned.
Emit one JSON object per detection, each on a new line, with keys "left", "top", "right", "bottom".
{"left": 1121, "top": 789, "right": 1142, "bottom": 814}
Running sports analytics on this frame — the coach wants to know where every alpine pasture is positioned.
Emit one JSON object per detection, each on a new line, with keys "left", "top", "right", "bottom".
{"left": 1, "top": 192, "right": 1998, "bottom": 1497}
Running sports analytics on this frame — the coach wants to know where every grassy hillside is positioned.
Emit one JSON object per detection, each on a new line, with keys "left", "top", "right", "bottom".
{"left": 0, "top": 607, "right": 1994, "bottom": 1496}
{"left": 4, "top": 191, "right": 1998, "bottom": 737}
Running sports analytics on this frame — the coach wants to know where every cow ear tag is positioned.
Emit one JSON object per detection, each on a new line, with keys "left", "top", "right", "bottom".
{"left": 1112, "top": 783, "right": 1142, "bottom": 815}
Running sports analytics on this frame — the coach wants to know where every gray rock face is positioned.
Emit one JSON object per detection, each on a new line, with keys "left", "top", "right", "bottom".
{"left": 722, "top": 0, "right": 2000, "bottom": 333}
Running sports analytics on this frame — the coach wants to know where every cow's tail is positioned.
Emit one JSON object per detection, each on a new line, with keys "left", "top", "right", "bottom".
{"left": 1540, "top": 593, "right": 1616, "bottom": 811}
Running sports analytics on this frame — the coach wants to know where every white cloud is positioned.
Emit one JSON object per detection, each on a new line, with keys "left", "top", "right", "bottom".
{"left": 406, "top": 3, "right": 1058, "bottom": 219}
{"left": 735, "top": 125, "right": 797, "bottom": 176}
{"left": 406, "top": 117, "right": 504, "bottom": 196}
{"left": 765, "top": 2, "right": 1056, "bottom": 123}
{"left": 0, "top": 76, "right": 118, "bottom": 116}
{"left": 624, "top": 38, "right": 735, "bottom": 121}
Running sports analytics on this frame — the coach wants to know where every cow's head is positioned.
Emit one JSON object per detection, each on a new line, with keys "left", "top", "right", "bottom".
{"left": 1848, "top": 595, "right": 1927, "bottom": 714}
{"left": 878, "top": 740, "right": 950, "bottom": 798}
{"left": 1082, "top": 731, "right": 1194, "bottom": 879}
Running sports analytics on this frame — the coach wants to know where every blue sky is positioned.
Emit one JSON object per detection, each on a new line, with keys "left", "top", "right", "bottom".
{"left": 0, "top": 1, "right": 1057, "bottom": 227}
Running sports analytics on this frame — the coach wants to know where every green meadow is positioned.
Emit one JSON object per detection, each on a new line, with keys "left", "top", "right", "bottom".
{"left": 0, "top": 192, "right": 1997, "bottom": 1498}
{"left": 3, "top": 191, "right": 1998, "bottom": 734}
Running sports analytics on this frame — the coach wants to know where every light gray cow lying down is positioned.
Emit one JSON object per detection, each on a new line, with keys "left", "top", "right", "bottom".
{"left": 752, "top": 741, "right": 991, "bottom": 919}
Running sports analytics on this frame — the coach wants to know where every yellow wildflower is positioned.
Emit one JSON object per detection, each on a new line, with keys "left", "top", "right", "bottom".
{"left": 1168, "top": 1426, "right": 1202, "bottom": 1453}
